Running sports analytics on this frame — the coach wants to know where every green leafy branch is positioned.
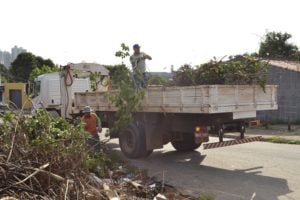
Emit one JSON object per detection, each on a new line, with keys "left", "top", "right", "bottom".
{"left": 173, "top": 55, "right": 268, "bottom": 91}
{"left": 108, "top": 43, "right": 145, "bottom": 134}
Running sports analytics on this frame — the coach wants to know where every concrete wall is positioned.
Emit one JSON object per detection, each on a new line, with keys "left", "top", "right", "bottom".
{"left": 258, "top": 65, "right": 300, "bottom": 122}
{"left": 3, "top": 83, "right": 32, "bottom": 110}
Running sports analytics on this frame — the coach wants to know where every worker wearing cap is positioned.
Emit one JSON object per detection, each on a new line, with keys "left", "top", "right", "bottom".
{"left": 130, "top": 44, "right": 152, "bottom": 88}
{"left": 81, "top": 106, "right": 102, "bottom": 151}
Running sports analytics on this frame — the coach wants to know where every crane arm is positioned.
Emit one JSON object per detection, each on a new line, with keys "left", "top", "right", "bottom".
{"left": 68, "top": 63, "right": 109, "bottom": 76}
{"left": 60, "top": 63, "right": 110, "bottom": 119}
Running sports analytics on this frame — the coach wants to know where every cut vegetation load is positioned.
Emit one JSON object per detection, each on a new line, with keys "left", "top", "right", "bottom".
{"left": 172, "top": 55, "right": 268, "bottom": 89}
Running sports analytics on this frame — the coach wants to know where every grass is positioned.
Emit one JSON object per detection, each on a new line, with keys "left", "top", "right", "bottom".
{"left": 263, "top": 136, "right": 300, "bottom": 145}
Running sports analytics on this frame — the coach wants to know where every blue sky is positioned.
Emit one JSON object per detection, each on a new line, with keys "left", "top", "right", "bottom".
{"left": 1, "top": 0, "right": 300, "bottom": 71}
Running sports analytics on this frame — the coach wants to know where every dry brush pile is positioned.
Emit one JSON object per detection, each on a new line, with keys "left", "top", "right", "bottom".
{"left": 0, "top": 108, "right": 156, "bottom": 199}
{"left": 0, "top": 109, "right": 105, "bottom": 199}
{"left": 0, "top": 109, "right": 185, "bottom": 200}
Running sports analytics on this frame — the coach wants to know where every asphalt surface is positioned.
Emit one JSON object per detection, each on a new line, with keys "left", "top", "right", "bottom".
{"left": 107, "top": 137, "right": 300, "bottom": 200}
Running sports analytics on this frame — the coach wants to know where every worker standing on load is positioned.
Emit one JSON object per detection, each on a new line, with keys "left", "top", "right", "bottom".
{"left": 130, "top": 44, "right": 152, "bottom": 88}
{"left": 81, "top": 106, "right": 102, "bottom": 151}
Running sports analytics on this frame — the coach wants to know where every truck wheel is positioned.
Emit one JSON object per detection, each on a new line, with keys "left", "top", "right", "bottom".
{"left": 143, "top": 150, "right": 154, "bottom": 158}
{"left": 171, "top": 133, "right": 201, "bottom": 152}
{"left": 119, "top": 123, "right": 152, "bottom": 159}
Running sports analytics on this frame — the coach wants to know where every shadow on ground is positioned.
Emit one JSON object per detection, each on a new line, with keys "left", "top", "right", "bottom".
{"left": 107, "top": 143, "right": 292, "bottom": 200}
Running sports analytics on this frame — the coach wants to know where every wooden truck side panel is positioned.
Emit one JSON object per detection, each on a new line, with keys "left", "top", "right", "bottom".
{"left": 74, "top": 85, "right": 278, "bottom": 118}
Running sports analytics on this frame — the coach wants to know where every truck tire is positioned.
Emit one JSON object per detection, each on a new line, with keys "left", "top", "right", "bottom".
{"left": 171, "top": 132, "right": 201, "bottom": 152}
{"left": 119, "top": 122, "right": 152, "bottom": 159}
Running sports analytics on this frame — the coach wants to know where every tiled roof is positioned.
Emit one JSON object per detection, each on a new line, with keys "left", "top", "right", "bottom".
{"left": 268, "top": 60, "right": 300, "bottom": 72}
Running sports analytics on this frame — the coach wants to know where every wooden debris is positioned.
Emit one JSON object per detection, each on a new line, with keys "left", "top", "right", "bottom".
{"left": 103, "top": 183, "right": 120, "bottom": 200}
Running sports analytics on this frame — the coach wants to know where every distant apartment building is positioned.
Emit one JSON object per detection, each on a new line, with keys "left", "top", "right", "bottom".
{"left": 11, "top": 46, "right": 26, "bottom": 61}
{"left": 0, "top": 46, "right": 26, "bottom": 68}
{"left": 0, "top": 51, "right": 11, "bottom": 68}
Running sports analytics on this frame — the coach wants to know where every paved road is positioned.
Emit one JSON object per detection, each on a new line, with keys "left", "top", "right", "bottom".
{"left": 107, "top": 137, "right": 300, "bottom": 200}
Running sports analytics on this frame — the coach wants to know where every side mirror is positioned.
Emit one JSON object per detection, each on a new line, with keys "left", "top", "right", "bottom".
{"left": 25, "top": 82, "right": 33, "bottom": 97}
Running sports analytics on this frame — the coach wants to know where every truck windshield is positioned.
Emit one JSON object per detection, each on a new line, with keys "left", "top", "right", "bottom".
{"left": 33, "top": 81, "right": 41, "bottom": 97}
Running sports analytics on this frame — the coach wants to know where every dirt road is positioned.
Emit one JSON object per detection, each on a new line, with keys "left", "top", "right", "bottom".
{"left": 108, "top": 137, "right": 300, "bottom": 200}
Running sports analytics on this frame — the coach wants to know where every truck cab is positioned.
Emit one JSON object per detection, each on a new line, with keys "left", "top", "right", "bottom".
{"left": 31, "top": 72, "right": 91, "bottom": 113}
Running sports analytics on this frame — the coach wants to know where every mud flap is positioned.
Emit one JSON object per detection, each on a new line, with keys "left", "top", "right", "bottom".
{"left": 195, "top": 132, "right": 209, "bottom": 144}
{"left": 203, "top": 136, "right": 262, "bottom": 150}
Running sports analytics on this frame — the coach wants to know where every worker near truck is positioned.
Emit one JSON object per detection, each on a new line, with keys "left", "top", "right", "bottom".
{"left": 130, "top": 44, "right": 152, "bottom": 88}
{"left": 81, "top": 106, "right": 102, "bottom": 151}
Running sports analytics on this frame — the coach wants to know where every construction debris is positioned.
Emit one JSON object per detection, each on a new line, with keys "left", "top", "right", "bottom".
{"left": 103, "top": 183, "right": 120, "bottom": 200}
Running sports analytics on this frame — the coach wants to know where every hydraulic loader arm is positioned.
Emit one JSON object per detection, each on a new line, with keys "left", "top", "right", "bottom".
{"left": 60, "top": 63, "right": 110, "bottom": 119}
{"left": 68, "top": 63, "right": 109, "bottom": 76}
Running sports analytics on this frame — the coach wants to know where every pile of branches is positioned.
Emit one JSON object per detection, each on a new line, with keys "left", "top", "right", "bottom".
{"left": 0, "top": 109, "right": 103, "bottom": 199}
{"left": 0, "top": 108, "right": 136, "bottom": 199}
{"left": 0, "top": 109, "right": 182, "bottom": 200}
{"left": 173, "top": 55, "right": 268, "bottom": 89}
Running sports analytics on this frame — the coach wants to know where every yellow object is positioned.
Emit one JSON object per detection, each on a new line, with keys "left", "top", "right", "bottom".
{"left": 195, "top": 126, "right": 201, "bottom": 133}
{"left": 2, "top": 83, "right": 32, "bottom": 110}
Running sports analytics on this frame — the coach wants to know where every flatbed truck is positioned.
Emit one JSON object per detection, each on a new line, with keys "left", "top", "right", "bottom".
{"left": 73, "top": 84, "right": 278, "bottom": 158}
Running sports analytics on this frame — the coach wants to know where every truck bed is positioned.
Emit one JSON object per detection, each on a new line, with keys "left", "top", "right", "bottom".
{"left": 74, "top": 85, "right": 277, "bottom": 119}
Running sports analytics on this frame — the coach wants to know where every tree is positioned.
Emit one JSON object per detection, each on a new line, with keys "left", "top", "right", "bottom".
{"left": 148, "top": 74, "right": 168, "bottom": 86}
{"left": 9, "top": 52, "right": 56, "bottom": 82}
{"left": 10, "top": 52, "right": 37, "bottom": 82}
{"left": 29, "top": 65, "right": 59, "bottom": 81}
{"left": 259, "top": 32, "right": 299, "bottom": 60}
{"left": 0, "top": 64, "right": 9, "bottom": 82}
{"left": 36, "top": 56, "right": 55, "bottom": 68}
{"left": 173, "top": 64, "right": 195, "bottom": 86}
